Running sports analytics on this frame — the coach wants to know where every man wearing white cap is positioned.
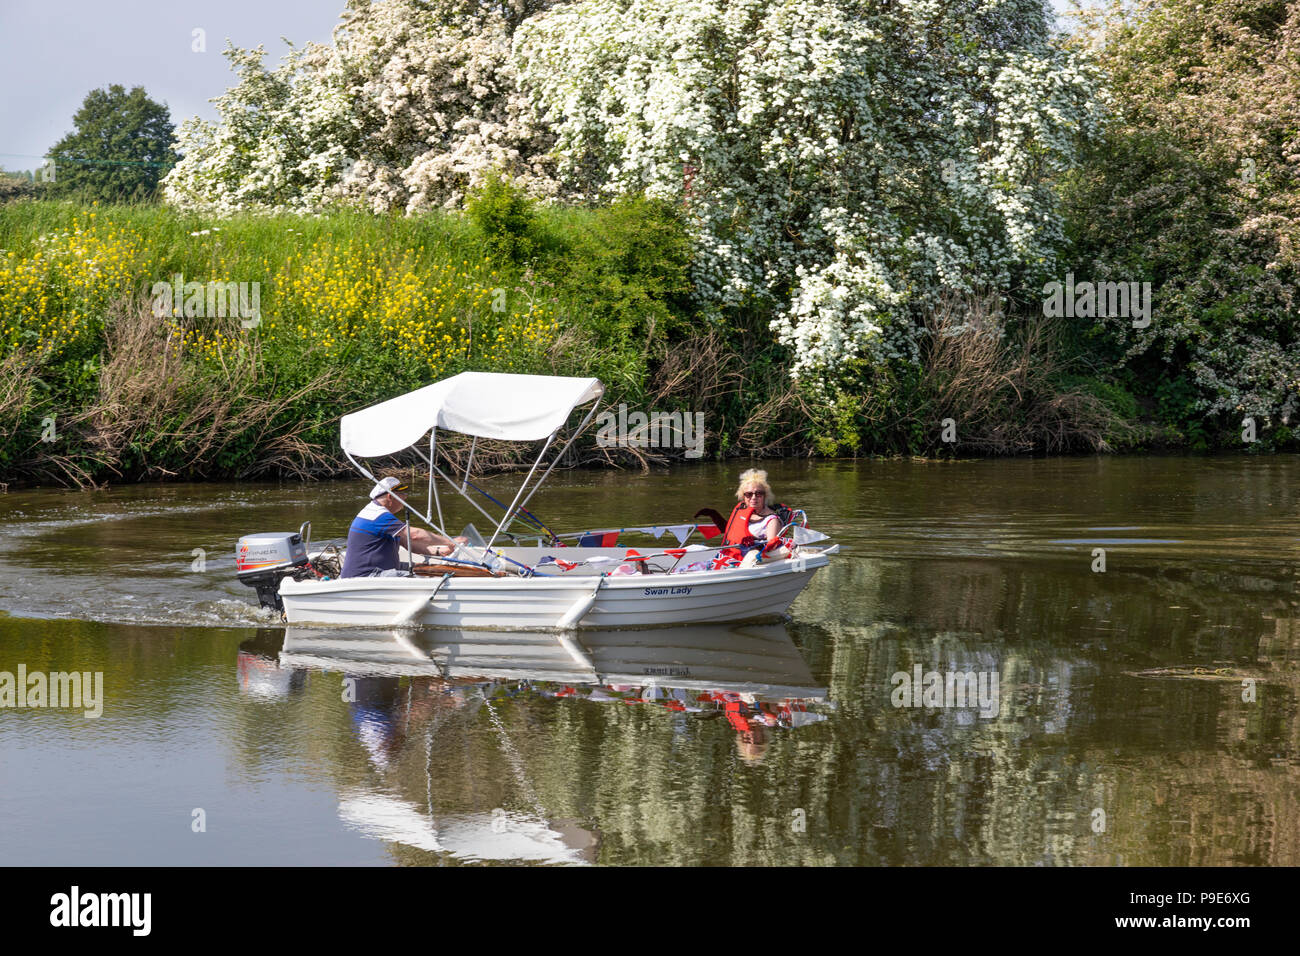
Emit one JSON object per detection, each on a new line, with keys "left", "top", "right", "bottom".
{"left": 340, "top": 477, "right": 465, "bottom": 578}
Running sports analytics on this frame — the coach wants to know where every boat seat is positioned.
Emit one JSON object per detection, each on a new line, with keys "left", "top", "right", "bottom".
{"left": 412, "top": 563, "right": 505, "bottom": 578}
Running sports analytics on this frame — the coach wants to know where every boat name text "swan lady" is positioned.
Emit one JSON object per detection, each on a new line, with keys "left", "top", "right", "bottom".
{"left": 643, "top": 586, "right": 694, "bottom": 596}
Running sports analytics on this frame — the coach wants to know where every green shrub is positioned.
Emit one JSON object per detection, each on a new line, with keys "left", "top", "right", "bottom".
{"left": 542, "top": 194, "right": 695, "bottom": 347}
{"left": 465, "top": 172, "right": 538, "bottom": 265}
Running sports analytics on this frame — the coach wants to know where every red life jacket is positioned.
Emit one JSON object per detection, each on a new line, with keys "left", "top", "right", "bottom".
{"left": 722, "top": 504, "right": 755, "bottom": 546}
{"left": 723, "top": 502, "right": 786, "bottom": 547}
{"left": 720, "top": 502, "right": 798, "bottom": 567}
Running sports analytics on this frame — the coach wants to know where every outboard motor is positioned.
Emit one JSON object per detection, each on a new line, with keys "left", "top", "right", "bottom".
{"left": 236, "top": 532, "right": 311, "bottom": 613}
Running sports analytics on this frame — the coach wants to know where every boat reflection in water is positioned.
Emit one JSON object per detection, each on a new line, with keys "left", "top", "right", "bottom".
{"left": 271, "top": 623, "right": 831, "bottom": 864}
{"left": 237, "top": 630, "right": 308, "bottom": 700}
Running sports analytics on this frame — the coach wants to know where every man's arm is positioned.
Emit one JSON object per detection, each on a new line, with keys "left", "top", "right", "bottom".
{"left": 401, "top": 526, "right": 468, "bottom": 556}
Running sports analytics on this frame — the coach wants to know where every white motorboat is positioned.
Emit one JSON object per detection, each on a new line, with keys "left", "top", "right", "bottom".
{"left": 235, "top": 372, "right": 838, "bottom": 630}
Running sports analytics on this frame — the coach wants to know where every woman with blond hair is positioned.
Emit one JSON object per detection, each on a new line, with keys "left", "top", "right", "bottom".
{"left": 727, "top": 468, "right": 781, "bottom": 547}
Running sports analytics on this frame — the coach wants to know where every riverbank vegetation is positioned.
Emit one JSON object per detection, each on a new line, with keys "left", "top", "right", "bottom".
{"left": 2, "top": 0, "right": 1296, "bottom": 487}
{"left": 1061, "top": 0, "right": 1300, "bottom": 452}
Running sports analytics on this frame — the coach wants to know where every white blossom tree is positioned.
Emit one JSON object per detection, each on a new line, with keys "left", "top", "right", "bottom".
{"left": 514, "top": 0, "right": 1102, "bottom": 385}
{"left": 165, "top": 0, "right": 1102, "bottom": 394}
{"left": 164, "top": 0, "right": 561, "bottom": 213}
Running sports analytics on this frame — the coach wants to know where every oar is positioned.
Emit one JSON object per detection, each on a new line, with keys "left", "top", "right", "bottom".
{"left": 391, "top": 572, "right": 453, "bottom": 627}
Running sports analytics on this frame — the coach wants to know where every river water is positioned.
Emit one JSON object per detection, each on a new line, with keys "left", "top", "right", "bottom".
{"left": 0, "top": 456, "right": 1297, "bottom": 865}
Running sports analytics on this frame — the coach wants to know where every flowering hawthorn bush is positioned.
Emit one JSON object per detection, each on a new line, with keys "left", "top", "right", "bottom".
{"left": 514, "top": 0, "right": 1101, "bottom": 388}
{"left": 164, "top": 0, "right": 560, "bottom": 214}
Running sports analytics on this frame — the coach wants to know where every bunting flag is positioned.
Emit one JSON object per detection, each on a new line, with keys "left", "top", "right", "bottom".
{"left": 790, "top": 526, "right": 829, "bottom": 544}
{"left": 666, "top": 524, "right": 695, "bottom": 545}
{"left": 664, "top": 548, "right": 687, "bottom": 559}
{"left": 577, "top": 531, "right": 619, "bottom": 547}
{"left": 536, "top": 555, "right": 579, "bottom": 571}
{"left": 697, "top": 524, "right": 722, "bottom": 541}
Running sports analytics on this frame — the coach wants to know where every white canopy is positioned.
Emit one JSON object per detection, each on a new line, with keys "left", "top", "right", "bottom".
{"left": 340, "top": 372, "right": 604, "bottom": 456}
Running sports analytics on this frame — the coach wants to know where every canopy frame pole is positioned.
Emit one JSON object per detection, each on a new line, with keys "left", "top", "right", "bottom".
{"left": 513, "top": 399, "right": 601, "bottom": 522}
{"left": 462, "top": 437, "right": 476, "bottom": 493}
{"left": 347, "top": 448, "right": 526, "bottom": 559}
{"left": 345, "top": 450, "right": 378, "bottom": 488}
{"left": 346, "top": 451, "right": 444, "bottom": 567}
{"left": 429, "top": 432, "right": 444, "bottom": 531}
{"left": 486, "top": 433, "right": 554, "bottom": 551}
{"left": 404, "top": 512, "right": 413, "bottom": 574}
{"left": 347, "top": 450, "right": 440, "bottom": 530}
{"left": 428, "top": 458, "right": 524, "bottom": 541}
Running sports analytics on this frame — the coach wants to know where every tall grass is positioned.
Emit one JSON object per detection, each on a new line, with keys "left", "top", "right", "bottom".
{"left": 0, "top": 196, "right": 713, "bottom": 485}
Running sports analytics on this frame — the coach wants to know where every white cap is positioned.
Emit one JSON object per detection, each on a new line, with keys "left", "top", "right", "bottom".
{"left": 369, "top": 476, "right": 408, "bottom": 499}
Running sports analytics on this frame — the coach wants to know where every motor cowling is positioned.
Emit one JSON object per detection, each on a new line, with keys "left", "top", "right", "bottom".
{"left": 236, "top": 532, "right": 311, "bottom": 612}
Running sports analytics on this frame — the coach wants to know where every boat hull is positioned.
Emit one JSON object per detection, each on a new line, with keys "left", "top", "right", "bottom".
{"left": 278, "top": 551, "right": 831, "bottom": 629}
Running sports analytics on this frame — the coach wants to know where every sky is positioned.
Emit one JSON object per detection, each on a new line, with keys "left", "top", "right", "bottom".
{"left": 0, "top": 0, "right": 1083, "bottom": 170}
{"left": 0, "top": 0, "right": 343, "bottom": 169}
